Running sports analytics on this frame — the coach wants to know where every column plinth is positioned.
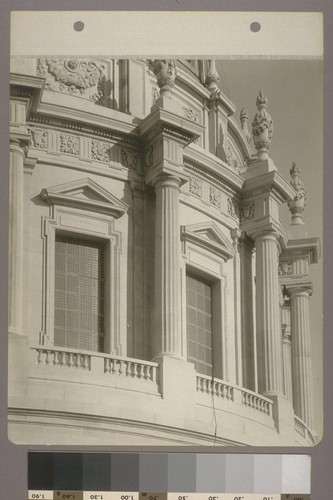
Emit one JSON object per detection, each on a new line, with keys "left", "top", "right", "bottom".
{"left": 254, "top": 232, "right": 284, "bottom": 396}
{"left": 289, "top": 286, "right": 314, "bottom": 428}
{"left": 153, "top": 175, "right": 182, "bottom": 359}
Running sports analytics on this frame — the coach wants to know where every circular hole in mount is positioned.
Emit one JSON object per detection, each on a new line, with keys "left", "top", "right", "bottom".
{"left": 73, "top": 21, "right": 84, "bottom": 32}
{"left": 250, "top": 22, "right": 261, "bottom": 33}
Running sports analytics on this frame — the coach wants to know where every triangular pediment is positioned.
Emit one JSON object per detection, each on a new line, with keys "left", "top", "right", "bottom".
{"left": 181, "top": 221, "right": 234, "bottom": 260}
{"left": 40, "top": 177, "right": 128, "bottom": 218}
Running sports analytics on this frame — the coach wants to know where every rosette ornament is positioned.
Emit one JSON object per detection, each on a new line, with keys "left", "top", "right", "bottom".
{"left": 252, "top": 91, "right": 273, "bottom": 159}
{"left": 152, "top": 59, "right": 177, "bottom": 97}
{"left": 288, "top": 162, "right": 306, "bottom": 224}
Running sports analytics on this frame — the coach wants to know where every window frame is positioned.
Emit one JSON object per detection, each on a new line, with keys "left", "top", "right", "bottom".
{"left": 180, "top": 221, "right": 235, "bottom": 381}
{"left": 39, "top": 178, "right": 126, "bottom": 355}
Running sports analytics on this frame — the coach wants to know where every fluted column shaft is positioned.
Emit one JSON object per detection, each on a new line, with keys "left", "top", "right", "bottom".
{"left": 290, "top": 287, "right": 314, "bottom": 428}
{"left": 153, "top": 175, "right": 182, "bottom": 358}
{"left": 255, "top": 233, "right": 284, "bottom": 395}
{"left": 282, "top": 332, "right": 293, "bottom": 402}
{"left": 9, "top": 139, "right": 25, "bottom": 335}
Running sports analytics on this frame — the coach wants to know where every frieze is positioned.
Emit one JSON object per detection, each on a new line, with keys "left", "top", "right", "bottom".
{"left": 91, "top": 140, "right": 111, "bottom": 162}
{"left": 26, "top": 126, "right": 139, "bottom": 169}
{"left": 209, "top": 186, "right": 221, "bottom": 208}
{"left": 189, "top": 177, "right": 203, "bottom": 198}
{"left": 28, "top": 128, "right": 48, "bottom": 149}
{"left": 143, "top": 146, "right": 154, "bottom": 171}
{"left": 279, "top": 261, "right": 293, "bottom": 276}
{"left": 240, "top": 203, "right": 255, "bottom": 223}
{"left": 227, "top": 198, "right": 239, "bottom": 220}
{"left": 60, "top": 134, "right": 80, "bottom": 155}
{"left": 37, "top": 58, "right": 108, "bottom": 104}
{"left": 183, "top": 106, "right": 199, "bottom": 123}
{"left": 184, "top": 162, "right": 238, "bottom": 199}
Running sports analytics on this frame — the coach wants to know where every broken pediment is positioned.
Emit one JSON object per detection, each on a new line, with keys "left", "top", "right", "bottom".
{"left": 181, "top": 221, "right": 234, "bottom": 261}
{"left": 40, "top": 177, "right": 128, "bottom": 218}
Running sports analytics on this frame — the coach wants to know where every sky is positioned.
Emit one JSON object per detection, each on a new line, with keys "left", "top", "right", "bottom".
{"left": 216, "top": 58, "right": 323, "bottom": 435}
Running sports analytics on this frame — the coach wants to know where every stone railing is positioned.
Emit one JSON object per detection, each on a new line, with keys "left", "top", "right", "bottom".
{"left": 294, "top": 416, "right": 315, "bottom": 444}
{"left": 241, "top": 388, "right": 273, "bottom": 417}
{"left": 35, "top": 348, "right": 91, "bottom": 370}
{"left": 31, "top": 347, "right": 158, "bottom": 385}
{"left": 196, "top": 374, "right": 273, "bottom": 418}
{"left": 196, "top": 375, "right": 234, "bottom": 401}
{"left": 104, "top": 357, "right": 158, "bottom": 383}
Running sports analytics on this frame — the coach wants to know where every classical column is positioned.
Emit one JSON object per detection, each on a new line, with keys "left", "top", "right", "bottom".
{"left": 289, "top": 286, "right": 314, "bottom": 428}
{"left": 254, "top": 232, "right": 284, "bottom": 396}
{"left": 153, "top": 175, "right": 182, "bottom": 358}
{"left": 231, "top": 228, "right": 243, "bottom": 386}
{"left": 282, "top": 302, "right": 293, "bottom": 402}
{"left": 239, "top": 234, "right": 256, "bottom": 391}
{"left": 9, "top": 138, "right": 28, "bottom": 335}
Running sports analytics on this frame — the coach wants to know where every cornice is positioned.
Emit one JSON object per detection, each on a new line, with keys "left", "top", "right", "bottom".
{"left": 181, "top": 222, "right": 234, "bottom": 261}
{"left": 32, "top": 100, "right": 140, "bottom": 144}
{"left": 138, "top": 106, "right": 204, "bottom": 146}
{"left": 10, "top": 73, "right": 45, "bottom": 116}
{"left": 282, "top": 237, "right": 320, "bottom": 264}
{"left": 241, "top": 169, "right": 296, "bottom": 205}
{"left": 184, "top": 145, "right": 244, "bottom": 193}
{"left": 40, "top": 177, "right": 128, "bottom": 218}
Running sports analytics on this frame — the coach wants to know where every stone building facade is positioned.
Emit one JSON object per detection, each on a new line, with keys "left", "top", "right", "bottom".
{"left": 8, "top": 58, "right": 320, "bottom": 445}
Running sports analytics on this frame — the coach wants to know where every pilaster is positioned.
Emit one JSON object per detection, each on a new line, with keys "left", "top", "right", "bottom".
{"left": 255, "top": 232, "right": 284, "bottom": 395}
{"left": 288, "top": 285, "right": 314, "bottom": 429}
{"left": 9, "top": 99, "right": 31, "bottom": 336}
{"left": 282, "top": 301, "right": 293, "bottom": 402}
{"left": 231, "top": 228, "right": 243, "bottom": 387}
{"left": 239, "top": 233, "right": 256, "bottom": 391}
{"left": 139, "top": 89, "right": 203, "bottom": 360}
{"left": 153, "top": 174, "right": 183, "bottom": 357}
{"left": 279, "top": 236, "right": 319, "bottom": 430}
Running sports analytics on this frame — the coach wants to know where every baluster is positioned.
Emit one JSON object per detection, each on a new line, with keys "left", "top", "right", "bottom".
{"left": 138, "top": 364, "right": 144, "bottom": 379}
{"left": 204, "top": 379, "right": 208, "bottom": 393}
{"left": 119, "top": 361, "right": 124, "bottom": 376}
{"left": 151, "top": 366, "right": 156, "bottom": 383}
{"left": 45, "top": 350, "right": 51, "bottom": 365}
{"left": 126, "top": 362, "right": 131, "bottom": 377}
{"left": 68, "top": 353, "right": 74, "bottom": 367}
{"left": 133, "top": 363, "right": 138, "bottom": 378}
{"left": 36, "top": 349, "right": 42, "bottom": 364}
{"left": 83, "top": 355, "right": 89, "bottom": 370}
{"left": 110, "top": 359, "right": 114, "bottom": 374}
{"left": 144, "top": 365, "right": 150, "bottom": 380}
{"left": 53, "top": 351, "right": 59, "bottom": 366}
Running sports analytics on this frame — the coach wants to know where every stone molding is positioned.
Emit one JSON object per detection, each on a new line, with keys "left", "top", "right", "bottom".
{"left": 40, "top": 182, "right": 124, "bottom": 355}
{"left": 40, "top": 177, "right": 128, "bottom": 218}
{"left": 181, "top": 221, "right": 235, "bottom": 261}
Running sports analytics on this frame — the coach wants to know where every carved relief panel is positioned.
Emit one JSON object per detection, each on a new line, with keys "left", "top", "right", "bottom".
{"left": 37, "top": 58, "right": 115, "bottom": 107}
